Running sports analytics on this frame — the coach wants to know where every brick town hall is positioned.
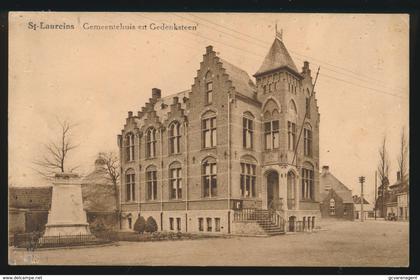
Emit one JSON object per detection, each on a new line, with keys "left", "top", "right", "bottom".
{"left": 118, "top": 31, "right": 321, "bottom": 235}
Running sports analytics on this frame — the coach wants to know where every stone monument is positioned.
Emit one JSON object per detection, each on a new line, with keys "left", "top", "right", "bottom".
{"left": 42, "top": 173, "right": 93, "bottom": 237}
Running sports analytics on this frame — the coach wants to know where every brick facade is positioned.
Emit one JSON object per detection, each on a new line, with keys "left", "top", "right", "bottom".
{"left": 118, "top": 36, "right": 321, "bottom": 234}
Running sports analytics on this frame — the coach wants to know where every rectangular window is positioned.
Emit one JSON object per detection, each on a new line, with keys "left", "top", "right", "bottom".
{"left": 206, "top": 82, "right": 213, "bottom": 104}
{"left": 203, "top": 161, "right": 217, "bottom": 198}
{"left": 288, "top": 121, "right": 296, "bottom": 151}
{"left": 265, "top": 121, "right": 279, "bottom": 150}
{"left": 202, "top": 116, "right": 217, "bottom": 148}
{"left": 169, "top": 217, "right": 174, "bottom": 230}
{"left": 125, "top": 134, "right": 135, "bottom": 162}
{"left": 146, "top": 170, "right": 157, "bottom": 200}
{"left": 176, "top": 218, "right": 181, "bottom": 231}
{"left": 169, "top": 123, "right": 181, "bottom": 154}
{"left": 206, "top": 218, "right": 212, "bottom": 232}
{"left": 169, "top": 167, "right": 182, "bottom": 199}
{"left": 198, "top": 218, "right": 204, "bottom": 232}
{"left": 146, "top": 129, "right": 157, "bottom": 158}
{"left": 125, "top": 172, "right": 135, "bottom": 201}
{"left": 240, "top": 163, "right": 256, "bottom": 198}
{"left": 301, "top": 168, "right": 314, "bottom": 200}
{"left": 215, "top": 218, "right": 221, "bottom": 232}
{"left": 242, "top": 117, "right": 254, "bottom": 149}
{"left": 304, "top": 128, "right": 313, "bottom": 156}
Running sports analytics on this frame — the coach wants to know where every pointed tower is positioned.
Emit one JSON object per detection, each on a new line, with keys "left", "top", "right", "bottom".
{"left": 255, "top": 30, "right": 320, "bottom": 218}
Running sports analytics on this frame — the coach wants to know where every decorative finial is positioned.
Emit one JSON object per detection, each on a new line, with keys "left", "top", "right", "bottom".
{"left": 276, "top": 24, "right": 283, "bottom": 41}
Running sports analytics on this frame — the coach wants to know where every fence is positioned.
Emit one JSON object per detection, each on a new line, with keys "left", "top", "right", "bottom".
{"left": 13, "top": 232, "right": 109, "bottom": 249}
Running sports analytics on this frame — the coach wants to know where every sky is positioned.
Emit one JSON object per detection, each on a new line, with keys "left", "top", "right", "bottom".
{"left": 9, "top": 12, "right": 409, "bottom": 203}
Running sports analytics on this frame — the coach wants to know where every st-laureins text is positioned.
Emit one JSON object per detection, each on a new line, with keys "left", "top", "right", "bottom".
{"left": 28, "top": 22, "right": 75, "bottom": 31}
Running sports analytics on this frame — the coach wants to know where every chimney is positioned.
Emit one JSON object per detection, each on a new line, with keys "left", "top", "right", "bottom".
{"left": 152, "top": 88, "right": 161, "bottom": 99}
{"left": 128, "top": 111, "right": 133, "bottom": 118}
{"left": 206, "top": 45, "right": 213, "bottom": 54}
{"left": 397, "top": 171, "right": 401, "bottom": 182}
{"left": 302, "top": 61, "right": 311, "bottom": 77}
{"left": 322, "top": 166, "right": 330, "bottom": 174}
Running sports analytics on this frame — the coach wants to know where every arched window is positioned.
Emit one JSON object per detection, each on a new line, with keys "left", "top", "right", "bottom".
{"left": 329, "top": 198, "right": 336, "bottom": 215}
{"left": 202, "top": 111, "right": 217, "bottom": 148}
{"left": 146, "top": 165, "right": 157, "bottom": 200}
{"left": 240, "top": 161, "right": 256, "bottom": 198}
{"left": 125, "top": 169, "right": 135, "bottom": 202}
{"left": 242, "top": 112, "right": 254, "bottom": 149}
{"left": 301, "top": 162, "right": 314, "bottom": 200}
{"left": 146, "top": 127, "right": 157, "bottom": 158}
{"left": 202, "top": 157, "right": 217, "bottom": 198}
{"left": 263, "top": 100, "right": 280, "bottom": 150}
{"left": 169, "top": 122, "right": 181, "bottom": 154}
{"left": 125, "top": 133, "right": 135, "bottom": 162}
{"left": 304, "top": 123, "right": 312, "bottom": 157}
{"left": 169, "top": 161, "right": 182, "bottom": 200}
{"left": 205, "top": 71, "right": 213, "bottom": 105}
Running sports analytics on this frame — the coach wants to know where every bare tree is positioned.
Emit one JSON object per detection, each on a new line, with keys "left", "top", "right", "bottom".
{"left": 376, "top": 135, "right": 390, "bottom": 218}
{"left": 100, "top": 151, "right": 121, "bottom": 211}
{"left": 397, "top": 127, "right": 408, "bottom": 183}
{"left": 377, "top": 135, "right": 390, "bottom": 185}
{"left": 33, "top": 119, "right": 79, "bottom": 179}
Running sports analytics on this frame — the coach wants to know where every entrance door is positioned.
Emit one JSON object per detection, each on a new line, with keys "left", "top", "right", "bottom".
{"left": 267, "top": 171, "right": 279, "bottom": 210}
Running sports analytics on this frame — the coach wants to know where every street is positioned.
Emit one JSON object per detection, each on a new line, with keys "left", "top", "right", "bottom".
{"left": 9, "top": 219, "right": 409, "bottom": 267}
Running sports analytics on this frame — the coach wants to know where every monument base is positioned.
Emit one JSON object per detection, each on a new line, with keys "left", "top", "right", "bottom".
{"left": 43, "top": 223, "right": 92, "bottom": 236}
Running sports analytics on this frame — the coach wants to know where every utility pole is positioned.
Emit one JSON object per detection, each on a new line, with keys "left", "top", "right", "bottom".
{"left": 374, "top": 171, "right": 377, "bottom": 220}
{"left": 359, "top": 176, "right": 365, "bottom": 222}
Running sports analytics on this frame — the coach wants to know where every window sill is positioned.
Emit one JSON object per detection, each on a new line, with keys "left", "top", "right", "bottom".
{"left": 243, "top": 147, "right": 254, "bottom": 152}
{"left": 263, "top": 148, "right": 280, "bottom": 152}
{"left": 201, "top": 196, "right": 219, "bottom": 200}
{"left": 145, "top": 157, "right": 158, "bottom": 160}
{"left": 168, "top": 152, "right": 182, "bottom": 156}
{"left": 201, "top": 147, "right": 216, "bottom": 151}
{"left": 300, "top": 199, "right": 316, "bottom": 203}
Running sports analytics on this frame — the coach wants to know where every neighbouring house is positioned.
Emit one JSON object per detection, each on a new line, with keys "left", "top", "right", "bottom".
{"left": 353, "top": 195, "right": 374, "bottom": 220}
{"left": 118, "top": 32, "right": 321, "bottom": 235}
{"left": 8, "top": 156, "right": 118, "bottom": 236}
{"left": 319, "top": 166, "right": 354, "bottom": 220}
{"left": 385, "top": 172, "right": 409, "bottom": 221}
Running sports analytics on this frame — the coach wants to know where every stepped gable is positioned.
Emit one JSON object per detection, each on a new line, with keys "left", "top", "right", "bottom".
{"left": 157, "top": 90, "right": 190, "bottom": 124}
{"left": 254, "top": 37, "right": 299, "bottom": 77}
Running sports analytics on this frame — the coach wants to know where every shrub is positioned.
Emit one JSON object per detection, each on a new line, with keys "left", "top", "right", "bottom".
{"left": 145, "top": 216, "right": 158, "bottom": 233}
{"left": 133, "top": 216, "right": 146, "bottom": 234}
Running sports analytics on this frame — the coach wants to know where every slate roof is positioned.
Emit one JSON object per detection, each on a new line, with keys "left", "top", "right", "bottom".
{"left": 352, "top": 196, "right": 370, "bottom": 205}
{"left": 219, "top": 58, "right": 256, "bottom": 99}
{"left": 319, "top": 171, "right": 354, "bottom": 203}
{"left": 254, "top": 38, "right": 299, "bottom": 77}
